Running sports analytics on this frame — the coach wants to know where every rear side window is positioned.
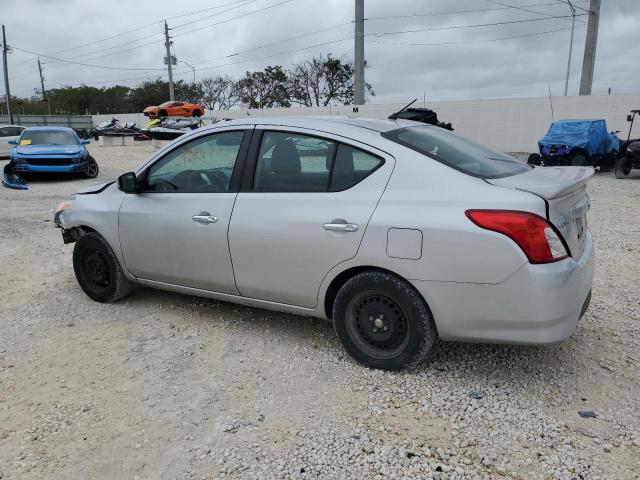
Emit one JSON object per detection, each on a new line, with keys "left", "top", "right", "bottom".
{"left": 329, "top": 144, "right": 383, "bottom": 191}
{"left": 254, "top": 131, "right": 335, "bottom": 191}
{"left": 382, "top": 126, "right": 530, "bottom": 179}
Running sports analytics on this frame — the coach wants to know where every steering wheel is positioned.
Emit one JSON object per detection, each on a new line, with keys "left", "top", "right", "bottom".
{"left": 154, "top": 178, "right": 178, "bottom": 192}
{"left": 186, "top": 170, "right": 228, "bottom": 191}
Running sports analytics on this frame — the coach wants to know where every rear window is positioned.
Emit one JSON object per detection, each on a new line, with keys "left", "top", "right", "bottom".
{"left": 382, "top": 126, "right": 530, "bottom": 179}
{"left": 20, "top": 130, "right": 78, "bottom": 146}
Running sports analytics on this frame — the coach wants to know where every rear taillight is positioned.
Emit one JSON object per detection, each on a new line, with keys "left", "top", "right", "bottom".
{"left": 465, "top": 210, "right": 568, "bottom": 264}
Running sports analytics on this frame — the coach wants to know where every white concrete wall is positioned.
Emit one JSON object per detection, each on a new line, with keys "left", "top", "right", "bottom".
{"left": 92, "top": 94, "right": 640, "bottom": 152}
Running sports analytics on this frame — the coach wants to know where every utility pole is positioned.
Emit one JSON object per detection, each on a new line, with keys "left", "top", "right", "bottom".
{"left": 181, "top": 59, "right": 196, "bottom": 84}
{"left": 579, "top": 0, "right": 601, "bottom": 96}
{"left": 164, "top": 20, "right": 175, "bottom": 100}
{"left": 2, "top": 25, "right": 13, "bottom": 124}
{"left": 37, "top": 58, "right": 51, "bottom": 115}
{"left": 354, "top": 0, "right": 365, "bottom": 105}
{"left": 563, "top": 1, "right": 576, "bottom": 96}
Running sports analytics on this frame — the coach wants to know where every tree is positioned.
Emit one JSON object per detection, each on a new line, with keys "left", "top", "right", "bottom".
{"left": 236, "top": 66, "right": 291, "bottom": 109}
{"left": 200, "top": 75, "right": 240, "bottom": 110}
{"left": 288, "top": 54, "right": 374, "bottom": 106}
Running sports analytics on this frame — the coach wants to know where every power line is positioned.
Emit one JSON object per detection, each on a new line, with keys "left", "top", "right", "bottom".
{"left": 191, "top": 21, "right": 353, "bottom": 66}
{"left": 172, "top": 0, "right": 297, "bottom": 38}
{"left": 365, "top": 14, "right": 587, "bottom": 38}
{"left": 36, "top": 0, "right": 291, "bottom": 72}
{"left": 366, "top": 1, "right": 586, "bottom": 21}
{"left": 556, "top": 0, "right": 591, "bottom": 13}
{"left": 9, "top": 46, "right": 165, "bottom": 71}
{"left": 368, "top": 25, "right": 581, "bottom": 47}
{"left": 483, "top": 0, "right": 585, "bottom": 24}
{"left": 16, "top": 0, "right": 262, "bottom": 70}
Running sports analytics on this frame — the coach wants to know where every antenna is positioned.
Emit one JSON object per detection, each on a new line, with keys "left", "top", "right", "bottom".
{"left": 389, "top": 99, "right": 418, "bottom": 120}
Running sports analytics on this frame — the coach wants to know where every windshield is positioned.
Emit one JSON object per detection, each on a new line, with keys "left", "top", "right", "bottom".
{"left": 382, "top": 126, "right": 530, "bottom": 179}
{"left": 20, "top": 130, "right": 79, "bottom": 146}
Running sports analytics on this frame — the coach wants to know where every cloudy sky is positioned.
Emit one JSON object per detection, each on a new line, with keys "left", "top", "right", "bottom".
{"left": 2, "top": 0, "right": 637, "bottom": 104}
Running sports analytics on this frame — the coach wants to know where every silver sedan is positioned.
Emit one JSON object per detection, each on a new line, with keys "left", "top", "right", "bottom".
{"left": 55, "top": 117, "right": 594, "bottom": 370}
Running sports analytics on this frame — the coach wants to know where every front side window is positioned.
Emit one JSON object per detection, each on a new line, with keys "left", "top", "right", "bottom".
{"left": 146, "top": 131, "right": 244, "bottom": 192}
{"left": 254, "top": 131, "right": 336, "bottom": 191}
{"left": 382, "top": 126, "right": 530, "bottom": 179}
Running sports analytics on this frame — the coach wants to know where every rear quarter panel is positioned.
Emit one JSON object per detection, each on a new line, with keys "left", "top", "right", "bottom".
{"left": 319, "top": 146, "right": 548, "bottom": 301}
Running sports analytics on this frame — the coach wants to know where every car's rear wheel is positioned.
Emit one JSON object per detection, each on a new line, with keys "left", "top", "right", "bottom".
{"left": 614, "top": 156, "right": 632, "bottom": 178}
{"left": 527, "top": 153, "right": 541, "bottom": 166}
{"left": 192, "top": 109, "right": 202, "bottom": 117}
{"left": 73, "top": 232, "right": 133, "bottom": 303}
{"left": 82, "top": 156, "right": 99, "bottom": 178}
{"left": 333, "top": 271, "right": 435, "bottom": 370}
{"left": 571, "top": 153, "right": 588, "bottom": 166}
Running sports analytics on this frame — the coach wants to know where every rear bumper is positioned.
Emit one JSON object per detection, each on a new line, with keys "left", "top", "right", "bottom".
{"left": 411, "top": 231, "right": 595, "bottom": 344}
{"left": 11, "top": 160, "right": 88, "bottom": 173}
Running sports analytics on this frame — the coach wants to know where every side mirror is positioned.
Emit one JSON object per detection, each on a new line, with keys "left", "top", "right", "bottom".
{"left": 81, "top": 139, "right": 91, "bottom": 145}
{"left": 118, "top": 172, "right": 139, "bottom": 194}
{"left": 628, "top": 115, "right": 634, "bottom": 122}
{"left": 8, "top": 139, "right": 18, "bottom": 145}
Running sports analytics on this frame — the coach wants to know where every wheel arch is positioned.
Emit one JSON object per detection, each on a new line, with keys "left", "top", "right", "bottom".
{"left": 322, "top": 265, "right": 435, "bottom": 330}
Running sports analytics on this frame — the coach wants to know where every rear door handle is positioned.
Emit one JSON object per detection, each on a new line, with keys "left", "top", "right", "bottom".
{"left": 192, "top": 214, "right": 218, "bottom": 224}
{"left": 323, "top": 222, "right": 359, "bottom": 232}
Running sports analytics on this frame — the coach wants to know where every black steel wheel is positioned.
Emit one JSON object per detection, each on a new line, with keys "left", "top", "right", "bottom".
{"left": 614, "top": 156, "right": 632, "bottom": 179}
{"left": 73, "top": 232, "right": 133, "bottom": 302}
{"left": 333, "top": 271, "right": 436, "bottom": 370}
{"left": 82, "top": 156, "right": 99, "bottom": 179}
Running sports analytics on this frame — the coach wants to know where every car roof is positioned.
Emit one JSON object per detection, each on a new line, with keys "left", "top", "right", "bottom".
{"left": 0, "top": 124, "right": 25, "bottom": 128}
{"left": 22, "top": 126, "right": 75, "bottom": 132}
{"left": 204, "top": 115, "right": 425, "bottom": 136}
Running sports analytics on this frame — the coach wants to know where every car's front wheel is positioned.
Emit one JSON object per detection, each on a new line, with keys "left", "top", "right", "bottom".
{"left": 82, "top": 156, "right": 99, "bottom": 178}
{"left": 73, "top": 232, "right": 133, "bottom": 302}
{"left": 333, "top": 271, "right": 436, "bottom": 370}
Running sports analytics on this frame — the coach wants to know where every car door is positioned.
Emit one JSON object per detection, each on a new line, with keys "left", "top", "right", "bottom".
{"left": 118, "top": 128, "right": 251, "bottom": 293}
{"left": 228, "top": 127, "right": 394, "bottom": 308}
{"left": 0, "top": 126, "right": 20, "bottom": 156}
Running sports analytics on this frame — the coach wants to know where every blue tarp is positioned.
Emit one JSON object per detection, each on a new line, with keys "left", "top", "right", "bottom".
{"left": 538, "top": 119, "right": 620, "bottom": 157}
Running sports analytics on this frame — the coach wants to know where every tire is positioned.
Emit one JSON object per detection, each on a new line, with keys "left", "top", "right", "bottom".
{"left": 571, "top": 153, "right": 588, "bottom": 166}
{"left": 333, "top": 271, "right": 436, "bottom": 370}
{"left": 614, "top": 156, "right": 632, "bottom": 179}
{"left": 159, "top": 109, "right": 168, "bottom": 117}
{"left": 192, "top": 109, "right": 202, "bottom": 117}
{"left": 82, "top": 156, "right": 99, "bottom": 179}
{"left": 73, "top": 232, "right": 133, "bottom": 303}
{"left": 527, "top": 153, "right": 541, "bottom": 166}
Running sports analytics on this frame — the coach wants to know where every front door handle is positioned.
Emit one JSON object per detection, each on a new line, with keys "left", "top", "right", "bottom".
{"left": 192, "top": 214, "right": 218, "bottom": 224}
{"left": 323, "top": 222, "right": 359, "bottom": 232}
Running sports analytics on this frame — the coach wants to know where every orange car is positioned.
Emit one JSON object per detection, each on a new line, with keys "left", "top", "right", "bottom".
{"left": 143, "top": 101, "right": 205, "bottom": 118}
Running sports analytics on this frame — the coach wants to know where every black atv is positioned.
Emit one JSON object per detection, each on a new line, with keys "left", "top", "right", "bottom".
{"left": 614, "top": 110, "right": 640, "bottom": 179}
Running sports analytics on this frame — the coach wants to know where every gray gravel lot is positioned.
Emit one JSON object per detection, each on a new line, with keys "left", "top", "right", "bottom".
{"left": 1, "top": 145, "right": 639, "bottom": 480}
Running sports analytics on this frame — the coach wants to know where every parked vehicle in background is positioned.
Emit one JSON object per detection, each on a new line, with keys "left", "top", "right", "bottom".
{"left": 614, "top": 109, "right": 640, "bottom": 179}
{"left": 0, "top": 125, "right": 26, "bottom": 158}
{"left": 528, "top": 119, "right": 619, "bottom": 170}
{"left": 55, "top": 117, "right": 594, "bottom": 370}
{"left": 7, "top": 127, "right": 98, "bottom": 178}
{"left": 143, "top": 101, "right": 205, "bottom": 118}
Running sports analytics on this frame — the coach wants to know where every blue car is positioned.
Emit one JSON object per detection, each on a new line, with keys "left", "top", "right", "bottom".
{"left": 529, "top": 119, "right": 620, "bottom": 169}
{"left": 3, "top": 127, "right": 98, "bottom": 189}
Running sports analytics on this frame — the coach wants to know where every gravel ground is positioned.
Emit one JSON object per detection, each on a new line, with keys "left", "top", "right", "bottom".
{"left": 1, "top": 145, "right": 639, "bottom": 480}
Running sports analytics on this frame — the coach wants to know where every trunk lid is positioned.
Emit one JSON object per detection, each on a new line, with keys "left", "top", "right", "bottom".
{"left": 487, "top": 166, "right": 594, "bottom": 259}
